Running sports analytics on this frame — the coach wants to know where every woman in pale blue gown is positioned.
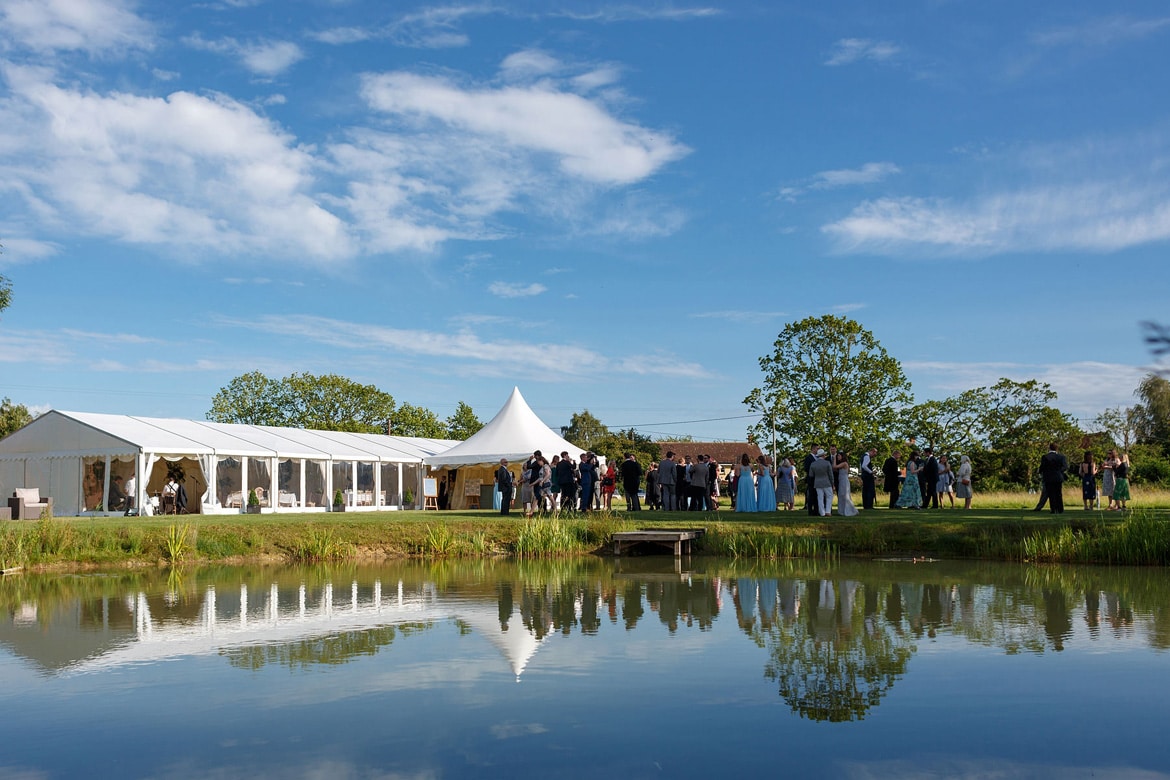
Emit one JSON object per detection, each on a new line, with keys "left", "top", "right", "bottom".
{"left": 735, "top": 454, "right": 758, "bottom": 513}
{"left": 896, "top": 451, "right": 923, "bottom": 509}
{"left": 755, "top": 455, "right": 776, "bottom": 512}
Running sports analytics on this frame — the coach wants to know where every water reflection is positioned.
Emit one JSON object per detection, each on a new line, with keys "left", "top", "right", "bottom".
{"left": 1, "top": 558, "right": 1168, "bottom": 719}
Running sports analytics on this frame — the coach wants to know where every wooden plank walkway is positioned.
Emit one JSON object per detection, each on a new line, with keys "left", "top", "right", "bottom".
{"left": 612, "top": 528, "right": 705, "bottom": 557}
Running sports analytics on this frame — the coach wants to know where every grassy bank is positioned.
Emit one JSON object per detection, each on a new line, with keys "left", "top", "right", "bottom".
{"left": 3, "top": 496, "right": 1170, "bottom": 570}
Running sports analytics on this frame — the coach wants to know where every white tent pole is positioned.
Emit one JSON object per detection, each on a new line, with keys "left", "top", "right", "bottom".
{"left": 241, "top": 456, "right": 249, "bottom": 512}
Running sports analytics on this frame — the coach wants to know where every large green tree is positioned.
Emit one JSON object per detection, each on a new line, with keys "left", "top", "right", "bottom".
{"left": 0, "top": 241, "right": 10, "bottom": 314}
{"left": 444, "top": 401, "right": 483, "bottom": 440}
{"left": 978, "top": 379, "right": 1081, "bottom": 485}
{"left": 390, "top": 402, "right": 446, "bottom": 438}
{"left": 563, "top": 409, "right": 610, "bottom": 449}
{"left": 1134, "top": 374, "right": 1170, "bottom": 454}
{"left": 745, "top": 315, "right": 912, "bottom": 456}
{"left": 0, "top": 397, "right": 33, "bottom": 438}
{"left": 207, "top": 371, "right": 286, "bottom": 426}
{"left": 901, "top": 388, "right": 989, "bottom": 455}
{"left": 208, "top": 371, "right": 399, "bottom": 433}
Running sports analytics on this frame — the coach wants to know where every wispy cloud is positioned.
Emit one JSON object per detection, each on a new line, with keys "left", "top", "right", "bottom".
{"left": 825, "top": 38, "right": 900, "bottom": 66}
{"left": 1034, "top": 15, "right": 1170, "bottom": 48}
{"left": 226, "top": 314, "right": 714, "bottom": 380}
{"left": 551, "top": 7, "right": 721, "bottom": 23}
{"left": 823, "top": 185, "right": 1170, "bottom": 255}
{"left": 184, "top": 34, "right": 305, "bottom": 77}
{"left": 780, "top": 161, "right": 900, "bottom": 201}
{"left": 905, "top": 360, "right": 1148, "bottom": 418}
{"left": 0, "top": 0, "right": 154, "bottom": 55}
{"left": 488, "top": 281, "right": 546, "bottom": 298}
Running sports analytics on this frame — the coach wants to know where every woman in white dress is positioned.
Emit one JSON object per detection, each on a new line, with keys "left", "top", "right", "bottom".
{"left": 835, "top": 451, "right": 859, "bottom": 517}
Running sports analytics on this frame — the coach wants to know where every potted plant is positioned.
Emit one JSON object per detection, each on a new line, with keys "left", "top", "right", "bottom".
{"left": 333, "top": 488, "right": 345, "bottom": 512}
{"left": 246, "top": 489, "right": 261, "bottom": 514}
{"left": 403, "top": 489, "right": 414, "bottom": 510}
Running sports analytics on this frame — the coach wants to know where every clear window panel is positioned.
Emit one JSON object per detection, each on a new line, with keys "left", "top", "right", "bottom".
{"left": 82, "top": 457, "right": 105, "bottom": 511}
{"left": 402, "top": 463, "right": 421, "bottom": 506}
{"left": 248, "top": 458, "right": 272, "bottom": 506}
{"left": 380, "top": 463, "right": 400, "bottom": 506}
{"left": 217, "top": 457, "right": 242, "bottom": 507}
{"left": 305, "top": 460, "right": 326, "bottom": 507}
{"left": 278, "top": 459, "right": 302, "bottom": 508}
{"left": 356, "top": 462, "right": 375, "bottom": 505}
{"left": 332, "top": 462, "right": 353, "bottom": 506}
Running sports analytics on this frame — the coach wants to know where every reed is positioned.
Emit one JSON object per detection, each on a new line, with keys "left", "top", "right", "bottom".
{"left": 423, "top": 524, "right": 458, "bottom": 557}
{"left": 512, "top": 517, "right": 587, "bottom": 558}
{"left": 163, "top": 524, "right": 193, "bottom": 564}
{"left": 696, "top": 526, "right": 837, "bottom": 561}
{"left": 287, "top": 526, "right": 352, "bottom": 563}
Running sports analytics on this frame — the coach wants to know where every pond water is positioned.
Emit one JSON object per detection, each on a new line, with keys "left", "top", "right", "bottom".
{"left": 1, "top": 557, "right": 1168, "bottom": 779}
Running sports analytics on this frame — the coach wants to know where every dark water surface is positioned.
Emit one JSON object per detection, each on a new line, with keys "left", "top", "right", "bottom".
{"left": 1, "top": 557, "right": 1167, "bottom": 779}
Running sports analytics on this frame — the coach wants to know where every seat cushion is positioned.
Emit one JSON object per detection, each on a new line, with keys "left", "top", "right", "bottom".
{"left": 14, "top": 487, "right": 41, "bottom": 502}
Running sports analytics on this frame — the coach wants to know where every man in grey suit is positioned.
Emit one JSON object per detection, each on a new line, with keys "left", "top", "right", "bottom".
{"left": 809, "top": 450, "right": 836, "bottom": 517}
{"left": 658, "top": 451, "right": 676, "bottom": 511}
{"left": 1038, "top": 443, "right": 1069, "bottom": 514}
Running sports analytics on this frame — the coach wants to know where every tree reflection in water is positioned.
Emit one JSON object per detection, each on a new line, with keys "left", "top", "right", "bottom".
{"left": 3, "top": 557, "right": 1170, "bottom": 723}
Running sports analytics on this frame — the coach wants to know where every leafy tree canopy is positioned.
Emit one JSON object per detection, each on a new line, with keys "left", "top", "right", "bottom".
{"left": 390, "top": 402, "right": 446, "bottom": 438}
{"left": 745, "top": 315, "right": 912, "bottom": 456}
{"left": 0, "top": 241, "right": 10, "bottom": 314}
{"left": 1135, "top": 374, "right": 1170, "bottom": 454}
{"left": 564, "top": 409, "right": 610, "bottom": 449}
{"left": 445, "top": 401, "right": 483, "bottom": 440}
{"left": 0, "top": 397, "right": 33, "bottom": 438}
{"left": 208, "top": 371, "right": 402, "bottom": 433}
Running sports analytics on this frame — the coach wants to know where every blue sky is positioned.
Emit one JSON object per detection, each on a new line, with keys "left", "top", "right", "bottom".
{"left": 1, "top": 0, "right": 1168, "bottom": 441}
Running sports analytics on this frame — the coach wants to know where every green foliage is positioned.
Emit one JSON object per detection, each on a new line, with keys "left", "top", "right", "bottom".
{"left": 1093, "top": 405, "right": 1142, "bottom": 452}
{"left": 1134, "top": 374, "right": 1170, "bottom": 454}
{"left": 247, "top": 489, "right": 260, "bottom": 507}
{"left": 163, "top": 524, "right": 193, "bottom": 563}
{"left": 403, "top": 489, "right": 414, "bottom": 505}
{"left": 423, "top": 524, "right": 457, "bottom": 556}
{"left": 593, "top": 428, "right": 660, "bottom": 469}
{"left": 287, "top": 527, "right": 352, "bottom": 562}
{"left": 333, "top": 489, "right": 344, "bottom": 507}
{"left": 0, "top": 397, "right": 33, "bottom": 439}
{"left": 208, "top": 371, "right": 398, "bottom": 433}
{"left": 390, "top": 402, "right": 445, "bottom": 438}
{"left": 901, "top": 388, "right": 987, "bottom": 455}
{"left": 513, "top": 518, "right": 589, "bottom": 557}
{"left": 1129, "top": 444, "right": 1170, "bottom": 485}
{"left": 445, "top": 401, "right": 483, "bottom": 440}
{"left": 746, "top": 315, "right": 913, "bottom": 456}
{"left": 564, "top": 410, "right": 610, "bottom": 449}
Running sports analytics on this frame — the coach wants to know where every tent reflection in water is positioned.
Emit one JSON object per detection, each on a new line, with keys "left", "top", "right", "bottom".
{"left": 424, "top": 387, "right": 595, "bottom": 510}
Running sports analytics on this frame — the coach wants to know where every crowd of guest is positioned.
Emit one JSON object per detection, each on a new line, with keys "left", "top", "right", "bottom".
{"left": 494, "top": 442, "right": 1135, "bottom": 516}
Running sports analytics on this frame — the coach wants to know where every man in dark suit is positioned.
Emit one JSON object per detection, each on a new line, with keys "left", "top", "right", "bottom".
{"left": 883, "top": 450, "right": 902, "bottom": 509}
{"left": 804, "top": 444, "right": 819, "bottom": 516}
{"left": 1038, "top": 443, "right": 1069, "bottom": 514}
{"left": 860, "top": 448, "right": 877, "bottom": 510}
{"left": 921, "top": 448, "right": 940, "bottom": 508}
{"left": 495, "top": 459, "right": 514, "bottom": 515}
{"left": 620, "top": 453, "right": 643, "bottom": 511}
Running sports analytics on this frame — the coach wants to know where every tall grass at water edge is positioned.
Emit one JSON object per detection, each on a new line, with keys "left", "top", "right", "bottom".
{"left": 1020, "top": 509, "right": 1170, "bottom": 565}
{"left": 511, "top": 512, "right": 631, "bottom": 558}
{"left": 286, "top": 526, "right": 352, "bottom": 563}
{"left": 698, "top": 525, "right": 838, "bottom": 561}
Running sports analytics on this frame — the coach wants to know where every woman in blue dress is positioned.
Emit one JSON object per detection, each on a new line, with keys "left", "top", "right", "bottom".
{"left": 735, "top": 454, "right": 758, "bottom": 513}
{"left": 776, "top": 458, "right": 796, "bottom": 510}
{"left": 755, "top": 455, "right": 776, "bottom": 512}
{"left": 896, "top": 451, "right": 923, "bottom": 509}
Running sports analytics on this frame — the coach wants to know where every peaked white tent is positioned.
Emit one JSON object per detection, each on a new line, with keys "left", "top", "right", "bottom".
{"left": 425, "top": 387, "right": 585, "bottom": 469}
{"left": 423, "top": 388, "right": 588, "bottom": 510}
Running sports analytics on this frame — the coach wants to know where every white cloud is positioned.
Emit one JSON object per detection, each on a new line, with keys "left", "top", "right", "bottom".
{"left": 0, "top": 66, "right": 353, "bottom": 262}
{"left": 1034, "top": 15, "right": 1170, "bottom": 48}
{"left": 500, "top": 49, "right": 562, "bottom": 80}
{"left": 184, "top": 34, "right": 304, "bottom": 77}
{"left": 825, "top": 38, "right": 900, "bottom": 66}
{"left": 691, "top": 310, "right": 787, "bottom": 323}
{"left": 227, "top": 314, "right": 714, "bottom": 380}
{"left": 488, "top": 281, "right": 546, "bottom": 298}
{"left": 905, "top": 360, "right": 1149, "bottom": 418}
{"left": 360, "top": 71, "right": 689, "bottom": 186}
{"left": 0, "top": 236, "right": 60, "bottom": 262}
{"left": 780, "top": 161, "right": 900, "bottom": 201}
{"left": 552, "top": 7, "right": 721, "bottom": 23}
{"left": 0, "top": 0, "right": 153, "bottom": 54}
{"left": 824, "top": 184, "right": 1170, "bottom": 255}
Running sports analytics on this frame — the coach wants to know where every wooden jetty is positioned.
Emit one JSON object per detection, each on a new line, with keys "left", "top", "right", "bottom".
{"left": 612, "top": 528, "right": 705, "bottom": 557}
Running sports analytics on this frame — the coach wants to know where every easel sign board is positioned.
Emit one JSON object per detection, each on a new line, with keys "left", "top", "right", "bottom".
{"left": 464, "top": 478, "right": 482, "bottom": 496}
{"left": 423, "top": 478, "right": 438, "bottom": 498}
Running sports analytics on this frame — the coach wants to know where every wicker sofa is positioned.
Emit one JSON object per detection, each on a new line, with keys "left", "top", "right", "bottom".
{"left": 8, "top": 488, "right": 53, "bottom": 520}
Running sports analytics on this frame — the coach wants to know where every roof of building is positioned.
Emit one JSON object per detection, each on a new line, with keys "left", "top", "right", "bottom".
{"left": 654, "top": 441, "right": 763, "bottom": 465}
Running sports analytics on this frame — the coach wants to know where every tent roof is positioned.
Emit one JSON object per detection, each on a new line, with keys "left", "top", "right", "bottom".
{"left": 424, "top": 387, "right": 585, "bottom": 468}
{"left": 0, "top": 410, "right": 458, "bottom": 463}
